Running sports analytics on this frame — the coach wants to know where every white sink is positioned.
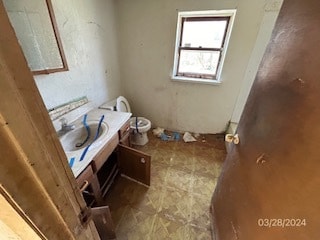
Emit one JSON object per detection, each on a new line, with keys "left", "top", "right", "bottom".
{"left": 60, "top": 120, "right": 109, "bottom": 153}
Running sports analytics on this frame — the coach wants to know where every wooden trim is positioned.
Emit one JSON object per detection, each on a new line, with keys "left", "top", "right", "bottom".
{"left": 32, "top": 0, "right": 68, "bottom": 75}
{"left": 0, "top": 185, "right": 46, "bottom": 240}
{"left": 33, "top": 67, "right": 68, "bottom": 75}
{"left": 0, "top": 112, "right": 75, "bottom": 239}
{"left": 0, "top": 2, "right": 99, "bottom": 239}
{"left": 45, "top": 0, "right": 68, "bottom": 71}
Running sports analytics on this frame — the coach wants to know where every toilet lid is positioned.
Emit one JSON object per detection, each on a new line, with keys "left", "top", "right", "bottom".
{"left": 116, "top": 96, "right": 131, "bottom": 113}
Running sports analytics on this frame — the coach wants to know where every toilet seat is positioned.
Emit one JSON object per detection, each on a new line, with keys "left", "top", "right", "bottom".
{"left": 116, "top": 96, "right": 131, "bottom": 113}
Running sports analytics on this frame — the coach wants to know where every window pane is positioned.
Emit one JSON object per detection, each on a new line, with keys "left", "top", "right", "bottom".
{"left": 181, "top": 19, "right": 228, "bottom": 48}
{"left": 178, "top": 50, "right": 220, "bottom": 77}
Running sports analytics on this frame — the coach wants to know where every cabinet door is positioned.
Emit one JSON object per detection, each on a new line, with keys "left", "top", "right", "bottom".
{"left": 118, "top": 144, "right": 151, "bottom": 186}
{"left": 91, "top": 206, "right": 116, "bottom": 239}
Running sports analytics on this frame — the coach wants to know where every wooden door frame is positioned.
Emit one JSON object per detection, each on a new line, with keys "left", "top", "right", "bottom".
{"left": 0, "top": 2, "right": 99, "bottom": 239}
{"left": 0, "top": 184, "right": 46, "bottom": 239}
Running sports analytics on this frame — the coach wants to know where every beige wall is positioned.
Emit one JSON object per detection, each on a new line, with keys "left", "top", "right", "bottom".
{"left": 116, "top": 0, "right": 281, "bottom": 133}
{"left": 34, "top": 0, "right": 121, "bottom": 110}
{"left": 11, "top": 0, "right": 282, "bottom": 133}
{"left": 231, "top": 3, "right": 282, "bottom": 124}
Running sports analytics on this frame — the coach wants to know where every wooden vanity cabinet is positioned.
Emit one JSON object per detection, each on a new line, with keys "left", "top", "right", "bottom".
{"left": 74, "top": 119, "right": 150, "bottom": 239}
{"left": 91, "top": 133, "right": 119, "bottom": 198}
{"left": 76, "top": 165, "right": 94, "bottom": 189}
{"left": 76, "top": 165, "right": 102, "bottom": 206}
{"left": 77, "top": 120, "right": 151, "bottom": 206}
{"left": 118, "top": 120, "right": 131, "bottom": 147}
{"left": 76, "top": 166, "right": 115, "bottom": 239}
{"left": 96, "top": 152, "right": 118, "bottom": 198}
{"left": 91, "top": 133, "right": 119, "bottom": 172}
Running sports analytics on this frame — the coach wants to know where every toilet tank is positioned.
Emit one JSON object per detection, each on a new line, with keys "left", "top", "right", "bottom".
{"left": 99, "top": 99, "right": 117, "bottom": 111}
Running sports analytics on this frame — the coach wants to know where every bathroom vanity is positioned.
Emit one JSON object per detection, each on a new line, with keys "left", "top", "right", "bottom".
{"left": 55, "top": 106, "right": 151, "bottom": 238}
{"left": 77, "top": 124, "right": 151, "bottom": 207}
{"left": 66, "top": 109, "right": 151, "bottom": 207}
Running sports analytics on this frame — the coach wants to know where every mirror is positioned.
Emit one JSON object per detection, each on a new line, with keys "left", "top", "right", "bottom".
{"left": 3, "top": 0, "right": 68, "bottom": 75}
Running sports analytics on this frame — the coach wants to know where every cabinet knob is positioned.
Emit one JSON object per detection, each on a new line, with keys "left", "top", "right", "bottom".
{"left": 141, "top": 158, "right": 146, "bottom": 164}
{"left": 225, "top": 133, "right": 240, "bottom": 144}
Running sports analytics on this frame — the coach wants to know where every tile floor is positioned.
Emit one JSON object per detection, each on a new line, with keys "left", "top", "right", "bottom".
{"left": 105, "top": 132, "right": 226, "bottom": 240}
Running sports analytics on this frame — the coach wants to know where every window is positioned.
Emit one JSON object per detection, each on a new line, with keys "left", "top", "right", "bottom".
{"left": 172, "top": 10, "right": 236, "bottom": 83}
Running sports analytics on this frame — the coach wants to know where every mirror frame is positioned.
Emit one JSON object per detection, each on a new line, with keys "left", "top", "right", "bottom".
{"left": 33, "top": 0, "right": 68, "bottom": 75}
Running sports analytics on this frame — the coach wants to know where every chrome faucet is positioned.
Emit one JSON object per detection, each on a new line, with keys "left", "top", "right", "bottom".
{"left": 58, "top": 117, "right": 75, "bottom": 136}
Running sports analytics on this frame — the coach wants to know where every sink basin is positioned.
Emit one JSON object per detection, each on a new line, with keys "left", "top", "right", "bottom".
{"left": 60, "top": 120, "right": 109, "bottom": 152}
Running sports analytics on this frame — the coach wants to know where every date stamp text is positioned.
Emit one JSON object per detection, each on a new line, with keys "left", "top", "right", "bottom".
{"left": 257, "top": 218, "right": 306, "bottom": 228}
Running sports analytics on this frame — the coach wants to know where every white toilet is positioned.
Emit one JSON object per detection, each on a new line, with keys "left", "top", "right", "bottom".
{"left": 100, "top": 96, "right": 151, "bottom": 145}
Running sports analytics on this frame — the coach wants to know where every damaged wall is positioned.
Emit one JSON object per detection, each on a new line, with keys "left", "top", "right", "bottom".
{"left": 116, "top": 0, "right": 282, "bottom": 133}
{"left": 7, "top": 0, "right": 282, "bottom": 131}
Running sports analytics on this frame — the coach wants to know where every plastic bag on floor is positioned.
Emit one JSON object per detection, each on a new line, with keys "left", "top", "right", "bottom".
{"left": 183, "top": 132, "right": 197, "bottom": 142}
{"left": 152, "top": 127, "right": 164, "bottom": 137}
{"left": 160, "top": 132, "right": 180, "bottom": 141}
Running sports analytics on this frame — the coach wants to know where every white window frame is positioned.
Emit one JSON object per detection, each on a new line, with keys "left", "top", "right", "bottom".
{"left": 172, "top": 10, "right": 236, "bottom": 84}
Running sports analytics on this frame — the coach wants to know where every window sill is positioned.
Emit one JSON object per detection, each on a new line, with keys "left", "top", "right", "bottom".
{"left": 171, "top": 76, "right": 221, "bottom": 85}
